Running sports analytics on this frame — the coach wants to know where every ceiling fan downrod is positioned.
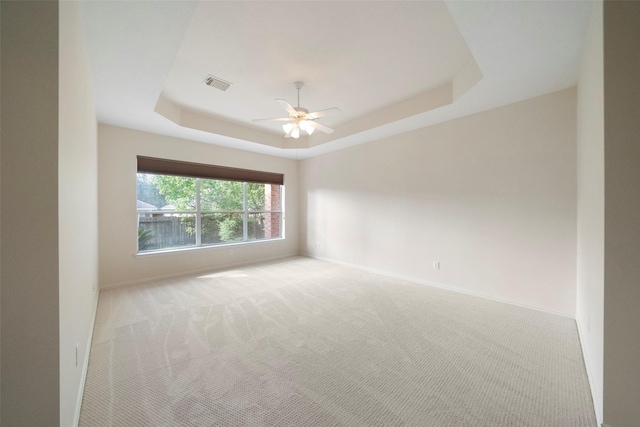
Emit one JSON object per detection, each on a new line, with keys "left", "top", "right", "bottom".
{"left": 295, "top": 81, "right": 304, "bottom": 110}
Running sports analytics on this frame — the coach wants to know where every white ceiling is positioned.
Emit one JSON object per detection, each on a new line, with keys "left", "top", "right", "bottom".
{"left": 79, "top": 1, "right": 593, "bottom": 159}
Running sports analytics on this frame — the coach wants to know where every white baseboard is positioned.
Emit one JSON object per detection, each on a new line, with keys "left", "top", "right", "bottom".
{"left": 101, "top": 252, "right": 300, "bottom": 289}
{"left": 304, "top": 253, "right": 574, "bottom": 318}
{"left": 73, "top": 290, "right": 100, "bottom": 427}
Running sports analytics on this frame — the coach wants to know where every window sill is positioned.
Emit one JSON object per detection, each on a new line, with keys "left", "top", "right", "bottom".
{"left": 135, "top": 238, "right": 285, "bottom": 258}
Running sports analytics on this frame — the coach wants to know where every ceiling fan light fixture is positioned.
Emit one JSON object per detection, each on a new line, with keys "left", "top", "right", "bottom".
{"left": 299, "top": 120, "right": 314, "bottom": 135}
{"left": 252, "top": 82, "right": 339, "bottom": 138}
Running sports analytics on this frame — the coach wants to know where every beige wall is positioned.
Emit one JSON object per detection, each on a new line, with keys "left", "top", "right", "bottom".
{"left": 59, "top": 2, "right": 99, "bottom": 426}
{"left": 603, "top": 2, "right": 640, "bottom": 426}
{"left": 1, "top": 1, "right": 60, "bottom": 424}
{"left": 300, "top": 89, "right": 578, "bottom": 315}
{"left": 576, "top": 1, "right": 604, "bottom": 424}
{"left": 98, "top": 125, "right": 299, "bottom": 287}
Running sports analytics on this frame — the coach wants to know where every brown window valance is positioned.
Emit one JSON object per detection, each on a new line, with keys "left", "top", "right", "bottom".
{"left": 137, "top": 156, "right": 284, "bottom": 185}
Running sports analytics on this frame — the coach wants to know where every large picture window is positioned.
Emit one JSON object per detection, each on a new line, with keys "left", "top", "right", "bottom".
{"left": 136, "top": 157, "right": 284, "bottom": 253}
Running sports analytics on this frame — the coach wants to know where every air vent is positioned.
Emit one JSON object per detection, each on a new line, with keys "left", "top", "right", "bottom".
{"left": 203, "top": 75, "right": 231, "bottom": 91}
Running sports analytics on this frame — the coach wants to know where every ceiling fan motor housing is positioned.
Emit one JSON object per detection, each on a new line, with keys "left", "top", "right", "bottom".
{"left": 293, "top": 107, "right": 309, "bottom": 120}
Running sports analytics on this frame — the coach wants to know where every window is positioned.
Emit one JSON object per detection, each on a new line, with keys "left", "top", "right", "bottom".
{"left": 136, "top": 157, "right": 284, "bottom": 253}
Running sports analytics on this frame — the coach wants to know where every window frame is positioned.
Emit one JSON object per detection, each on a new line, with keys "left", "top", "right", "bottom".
{"left": 136, "top": 157, "right": 284, "bottom": 254}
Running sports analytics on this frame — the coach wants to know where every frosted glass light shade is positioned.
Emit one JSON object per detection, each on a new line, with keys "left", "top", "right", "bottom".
{"left": 299, "top": 120, "right": 315, "bottom": 135}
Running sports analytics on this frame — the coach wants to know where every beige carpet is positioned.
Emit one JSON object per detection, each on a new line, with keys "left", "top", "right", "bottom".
{"left": 79, "top": 256, "right": 596, "bottom": 426}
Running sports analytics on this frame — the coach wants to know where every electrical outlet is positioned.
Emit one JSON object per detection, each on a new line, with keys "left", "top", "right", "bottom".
{"left": 315, "top": 242, "right": 320, "bottom": 249}
{"left": 228, "top": 249, "right": 234, "bottom": 256}
{"left": 433, "top": 261, "right": 440, "bottom": 270}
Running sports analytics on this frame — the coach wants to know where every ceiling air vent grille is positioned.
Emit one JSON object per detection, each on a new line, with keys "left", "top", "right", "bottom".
{"left": 204, "top": 75, "right": 231, "bottom": 91}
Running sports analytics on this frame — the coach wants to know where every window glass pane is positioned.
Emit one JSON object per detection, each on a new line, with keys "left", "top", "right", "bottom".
{"left": 201, "top": 213, "right": 243, "bottom": 244}
{"left": 138, "top": 174, "right": 196, "bottom": 211}
{"left": 246, "top": 183, "right": 281, "bottom": 212}
{"left": 200, "top": 213, "right": 221, "bottom": 245}
{"left": 249, "top": 212, "right": 281, "bottom": 240}
{"left": 136, "top": 173, "right": 168, "bottom": 210}
{"left": 138, "top": 213, "right": 196, "bottom": 251}
{"left": 200, "top": 179, "right": 243, "bottom": 211}
{"left": 200, "top": 213, "right": 243, "bottom": 245}
{"left": 247, "top": 212, "right": 264, "bottom": 240}
{"left": 246, "top": 183, "right": 265, "bottom": 211}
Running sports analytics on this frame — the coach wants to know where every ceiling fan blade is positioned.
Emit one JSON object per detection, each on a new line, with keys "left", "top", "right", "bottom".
{"left": 252, "top": 117, "right": 294, "bottom": 122}
{"left": 306, "top": 107, "right": 340, "bottom": 120}
{"left": 275, "top": 99, "right": 297, "bottom": 116}
{"left": 307, "top": 120, "right": 334, "bottom": 134}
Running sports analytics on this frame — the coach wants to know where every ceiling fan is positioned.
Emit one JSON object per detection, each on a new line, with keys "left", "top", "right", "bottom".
{"left": 253, "top": 82, "right": 340, "bottom": 138}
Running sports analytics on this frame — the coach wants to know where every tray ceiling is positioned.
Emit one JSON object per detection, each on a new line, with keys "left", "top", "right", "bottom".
{"left": 79, "top": 1, "right": 593, "bottom": 159}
